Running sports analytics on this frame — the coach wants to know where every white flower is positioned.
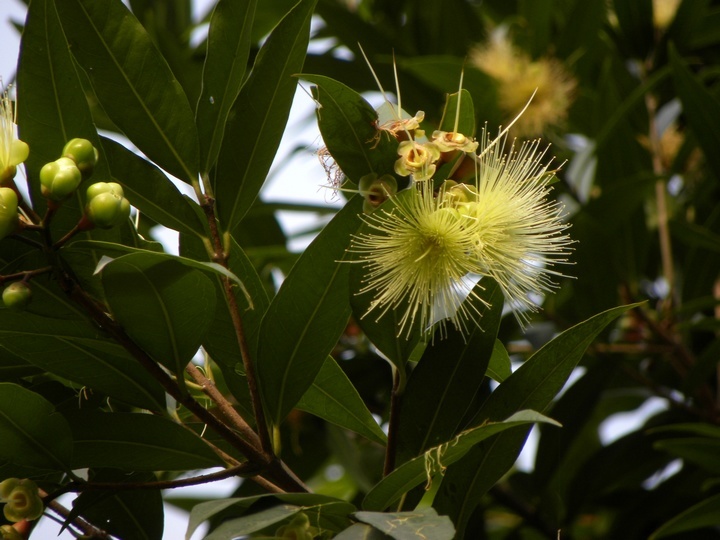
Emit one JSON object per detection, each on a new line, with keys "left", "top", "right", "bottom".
{"left": 0, "top": 88, "right": 29, "bottom": 183}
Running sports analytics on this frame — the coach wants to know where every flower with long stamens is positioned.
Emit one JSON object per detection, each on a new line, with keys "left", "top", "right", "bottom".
{"left": 351, "top": 127, "right": 573, "bottom": 336}
{"left": 0, "top": 89, "right": 29, "bottom": 184}
{"left": 351, "top": 182, "right": 488, "bottom": 337}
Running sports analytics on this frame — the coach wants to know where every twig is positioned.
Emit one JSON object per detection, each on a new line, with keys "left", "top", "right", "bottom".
{"left": 39, "top": 490, "right": 111, "bottom": 540}
{"left": 383, "top": 369, "right": 403, "bottom": 476}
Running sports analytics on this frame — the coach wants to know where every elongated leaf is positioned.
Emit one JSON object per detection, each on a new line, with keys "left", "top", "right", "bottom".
{"left": 73, "top": 470, "right": 163, "bottom": 540}
{"left": 487, "top": 339, "right": 511, "bottom": 383}
{"left": 334, "top": 523, "right": 392, "bottom": 540}
{"left": 302, "top": 74, "right": 399, "bottom": 183}
{"left": 0, "top": 314, "right": 165, "bottom": 411}
{"left": 396, "top": 281, "right": 503, "bottom": 465}
{"left": 56, "top": 0, "right": 199, "bottom": 183}
{"left": 438, "top": 89, "right": 475, "bottom": 136}
{"left": 196, "top": 0, "right": 257, "bottom": 172}
{"left": 205, "top": 504, "right": 301, "bottom": 540}
{"left": 101, "top": 253, "right": 217, "bottom": 380}
{"left": 0, "top": 383, "right": 72, "bottom": 471}
{"left": 298, "top": 356, "right": 387, "bottom": 445}
{"left": 363, "top": 410, "right": 559, "bottom": 512}
{"left": 187, "top": 493, "right": 355, "bottom": 540}
{"left": 434, "top": 303, "right": 637, "bottom": 536}
{"left": 67, "top": 411, "right": 223, "bottom": 471}
{"left": 650, "top": 493, "right": 720, "bottom": 539}
{"left": 101, "top": 137, "right": 206, "bottom": 237}
{"left": 669, "top": 44, "right": 720, "bottom": 180}
{"left": 258, "top": 197, "right": 363, "bottom": 425}
{"left": 17, "top": 0, "right": 111, "bottom": 222}
{"left": 214, "top": 0, "right": 316, "bottom": 234}
{"left": 354, "top": 508, "right": 455, "bottom": 540}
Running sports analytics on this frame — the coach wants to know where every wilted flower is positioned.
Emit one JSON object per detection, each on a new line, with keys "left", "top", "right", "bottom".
{"left": 0, "top": 88, "right": 29, "bottom": 184}
{"left": 470, "top": 32, "right": 576, "bottom": 137}
{"left": 351, "top": 126, "right": 573, "bottom": 336}
{"left": 432, "top": 130, "right": 479, "bottom": 154}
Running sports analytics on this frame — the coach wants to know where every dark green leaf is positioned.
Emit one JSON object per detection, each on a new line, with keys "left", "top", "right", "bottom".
{"left": 612, "top": 0, "right": 654, "bottom": 58}
{"left": 434, "top": 303, "right": 637, "bottom": 537}
{"left": 214, "top": 0, "right": 316, "bottom": 234}
{"left": 334, "top": 523, "right": 393, "bottom": 540}
{"left": 650, "top": 493, "right": 720, "bottom": 539}
{"left": 669, "top": 44, "right": 720, "bottom": 181}
{"left": 396, "top": 281, "right": 503, "bottom": 464}
{"left": 363, "top": 410, "right": 559, "bottom": 512}
{"left": 101, "top": 253, "right": 217, "bottom": 380}
{"left": 438, "top": 89, "right": 475, "bottom": 137}
{"left": 298, "top": 356, "right": 387, "bottom": 445}
{"left": 17, "top": 0, "right": 112, "bottom": 222}
{"left": 487, "top": 339, "right": 511, "bottom": 383}
{"left": 354, "top": 508, "right": 455, "bottom": 540}
{"left": 101, "top": 137, "right": 206, "bottom": 237}
{"left": 196, "top": 0, "right": 257, "bottom": 172}
{"left": 0, "top": 313, "right": 165, "bottom": 411}
{"left": 205, "top": 504, "right": 300, "bottom": 539}
{"left": 0, "top": 383, "right": 72, "bottom": 471}
{"left": 257, "top": 197, "right": 363, "bottom": 425}
{"left": 301, "top": 74, "right": 399, "bottom": 182}
{"left": 67, "top": 411, "right": 223, "bottom": 471}
{"left": 56, "top": 0, "right": 199, "bottom": 183}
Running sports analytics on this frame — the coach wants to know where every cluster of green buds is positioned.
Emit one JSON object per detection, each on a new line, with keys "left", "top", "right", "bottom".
{"left": 0, "top": 478, "right": 43, "bottom": 523}
{"left": 85, "top": 182, "right": 131, "bottom": 229}
{"left": 40, "top": 138, "right": 98, "bottom": 201}
{"left": 274, "top": 513, "right": 319, "bottom": 540}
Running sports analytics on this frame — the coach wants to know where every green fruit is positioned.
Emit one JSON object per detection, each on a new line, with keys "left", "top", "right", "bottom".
{"left": 39, "top": 157, "right": 82, "bottom": 201}
{"left": 0, "top": 188, "right": 18, "bottom": 240}
{"left": 62, "top": 138, "right": 98, "bottom": 174}
{"left": 86, "top": 184, "right": 131, "bottom": 229}
{"left": 2, "top": 282, "right": 31, "bottom": 312}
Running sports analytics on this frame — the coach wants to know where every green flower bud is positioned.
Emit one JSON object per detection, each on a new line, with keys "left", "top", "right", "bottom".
{"left": 0, "top": 525, "right": 22, "bottom": 540}
{"left": 62, "top": 138, "right": 98, "bottom": 176}
{"left": 0, "top": 479, "right": 20, "bottom": 501}
{"left": 2, "top": 480, "right": 43, "bottom": 522}
{"left": 86, "top": 182, "right": 130, "bottom": 228}
{"left": 40, "top": 157, "right": 82, "bottom": 201}
{"left": 0, "top": 187, "right": 18, "bottom": 240}
{"left": 275, "top": 513, "right": 318, "bottom": 540}
{"left": 2, "top": 282, "right": 31, "bottom": 312}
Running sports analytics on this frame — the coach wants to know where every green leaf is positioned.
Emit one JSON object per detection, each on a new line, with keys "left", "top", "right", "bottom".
{"left": 434, "top": 303, "right": 638, "bottom": 537}
{"left": 487, "top": 339, "right": 511, "bottom": 383}
{"left": 214, "top": 0, "right": 316, "bottom": 234}
{"left": 0, "top": 313, "right": 165, "bottom": 411}
{"left": 301, "top": 74, "right": 400, "bottom": 184}
{"left": 56, "top": 0, "right": 199, "bottom": 183}
{"left": 354, "top": 508, "right": 455, "bottom": 540}
{"left": 0, "top": 383, "right": 72, "bottom": 471}
{"left": 612, "top": 0, "right": 654, "bottom": 58}
{"left": 186, "top": 493, "right": 355, "bottom": 540}
{"left": 16, "top": 0, "right": 112, "bottom": 221}
{"left": 101, "top": 253, "right": 217, "bottom": 381}
{"left": 669, "top": 44, "right": 720, "bottom": 181}
{"left": 335, "top": 523, "right": 393, "bottom": 540}
{"left": 67, "top": 411, "right": 223, "bottom": 471}
{"left": 101, "top": 137, "right": 206, "bottom": 238}
{"left": 671, "top": 220, "right": 720, "bottom": 254}
{"left": 205, "top": 504, "right": 301, "bottom": 540}
{"left": 196, "top": 0, "right": 257, "bottom": 172}
{"left": 297, "top": 356, "right": 387, "bottom": 445}
{"left": 438, "top": 89, "right": 475, "bottom": 137}
{"left": 653, "top": 438, "right": 720, "bottom": 474}
{"left": 73, "top": 470, "right": 164, "bottom": 540}
{"left": 363, "top": 410, "right": 559, "bottom": 512}
{"left": 650, "top": 493, "right": 720, "bottom": 539}
{"left": 257, "top": 197, "right": 363, "bottom": 425}
{"left": 396, "top": 280, "right": 503, "bottom": 465}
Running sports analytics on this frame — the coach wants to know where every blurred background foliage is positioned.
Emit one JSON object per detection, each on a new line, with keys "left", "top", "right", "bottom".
{"left": 4, "top": 0, "right": 720, "bottom": 538}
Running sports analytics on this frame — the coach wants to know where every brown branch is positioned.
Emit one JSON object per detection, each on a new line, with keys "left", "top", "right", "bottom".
{"left": 39, "top": 490, "right": 110, "bottom": 539}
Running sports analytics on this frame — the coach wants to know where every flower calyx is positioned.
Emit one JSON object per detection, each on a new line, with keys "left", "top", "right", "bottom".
{"left": 0, "top": 478, "right": 43, "bottom": 523}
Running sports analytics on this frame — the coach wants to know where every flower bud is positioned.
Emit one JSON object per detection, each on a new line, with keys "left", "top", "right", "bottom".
{"left": 275, "top": 513, "right": 318, "bottom": 540}
{"left": 0, "top": 187, "right": 18, "bottom": 240}
{"left": 2, "top": 282, "right": 31, "bottom": 312}
{"left": 62, "top": 138, "right": 98, "bottom": 177}
{"left": 2, "top": 479, "right": 43, "bottom": 522}
{"left": 40, "top": 157, "right": 82, "bottom": 201}
{"left": 0, "top": 525, "right": 22, "bottom": 540}
{"left": 86, "top": 182, "right": 130, "bottom": 228}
